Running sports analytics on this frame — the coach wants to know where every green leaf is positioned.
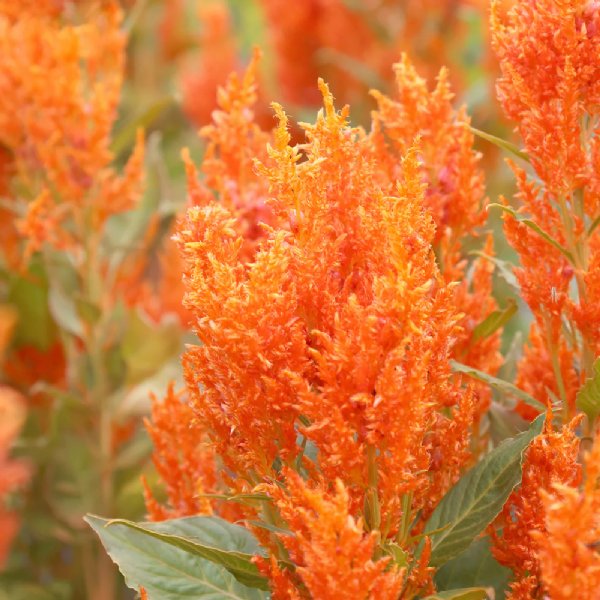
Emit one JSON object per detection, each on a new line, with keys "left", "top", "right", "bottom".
{"left": 424, "top": 588, "right": 489, "bottom": 600}
{"left": 472, "top": 299, "right": 517, "bottom": 342}
{"left": 423, "top": 414, "right": 544, "bottom": 567}
{"left": 468, "top": 125, "right": 530, "bottom": 162}
{"left": 576, "top": 358, "right": 600, "bottom": 425}
{"left": 85, "top": 515, "right": 270, "bottom": 595}
{"left": 489, "top": 204, "right": 574, "bottom": 263}
{"left": 450, "top": 360, "right": 546, "bottom": 413}
{"left": 469, "top": 252, "right": 520, "bottom": 295}
{"left": 435, "top": 537, "right": 511, "bottom": 598}
{"left": 382, "top": 542, "right": 409, "bottom": 569}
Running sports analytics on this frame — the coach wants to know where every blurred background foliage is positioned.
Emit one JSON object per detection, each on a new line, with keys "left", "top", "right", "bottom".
{"left": 0, "top": 0, "right": 528, "bottom": 598}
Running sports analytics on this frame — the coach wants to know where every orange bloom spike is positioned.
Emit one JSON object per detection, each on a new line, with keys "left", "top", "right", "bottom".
{"left": 264, "top": 472, "right": 404, "bottom": 600}
{"left": 143, "top": 384, "right": 217, "bottom": 521}
{"left": 535, "top": 436, "right": 600, "bottom": 598}
{"left": 490, "top": 414, "right": 583, "bottom": 597}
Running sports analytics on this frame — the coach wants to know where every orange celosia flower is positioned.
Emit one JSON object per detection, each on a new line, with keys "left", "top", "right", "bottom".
{"left": 0, "top": 1, "right": 144, "bottom": 246}
{"left": 185, "top": 48, "right": 275, "bottom": 261}
{"left": 173, "top": 60, "right": 483, "bottom": 599}
{"left": 371, "top": 54, "right": 500, "bottom": 416}
{"left": 490, "top": 414, "right": 583, "bottom": 598}
{"left": 258, "top": 472, "right": 405, "bottom": 600}
{"left": 143, "top": 384, "right": 217, "bottom": 521}
{"left": 535, "top": 436, "right": 600, "bottom": 599}
{"left": 492, "top": 0, "right": 600, "bottom": 421}
{"left": 513, "top": 323, "right": 580, "bottom": 421}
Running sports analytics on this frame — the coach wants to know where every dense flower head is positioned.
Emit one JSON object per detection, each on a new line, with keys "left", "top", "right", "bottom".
{"left": 492, "top": 0, "right": 600, "bottom": 422}
{"left": 257, "top": 473, "right": 405, "bottom": 600}
{"left": 535, "top": 436, "right": 600, "bottom": 598}
{"left": 143, "top": 384, "right": 217, "bottom": 521}
{"left": 371, "top": 54, "right": 501, "bottom": 412}
{"left": 491, "top": 414, "right": 583, "bottom": 598}
{"left": 0, "top": 0, "right": 144, "bottom": 259}
{"left": 164, "top": 51, "right": 502, "bottom": 595}
{"left": 492, "top": 0, "right": 600, "bottom": 196}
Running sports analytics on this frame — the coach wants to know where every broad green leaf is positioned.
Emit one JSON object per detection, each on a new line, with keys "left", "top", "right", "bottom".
{"left": 469, "top": 251, "right": 520, "bottom": 294}
{"left": 472, "top": 299, "right": 517, "bottom": 342}
{"left": 489, "top": 204, "right": 574, "bottom": 263}
{"left": 577, "top": 358, "right": 600, "bottom": 424}
{"left": 468, "top": 126, "right": 529, "bottom": 162}
{"left": 424, "top": 588, "right": 489, "bottom": 600}
{"left": 423, "top": 414, "right": 544, "bottom": 567}
{"left": 435, "top": 537, "right": 511, "bottom": 598}
{"left": 86, "top": 515, "right": 269, "bottom": 594}
{"left": 451, "top": 360, "right": 546, "bottom": 413}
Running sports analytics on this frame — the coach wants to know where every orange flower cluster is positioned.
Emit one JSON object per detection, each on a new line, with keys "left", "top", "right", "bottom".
{"left": 142, "top": 51, "right": 499, "bottom": 596}
{"left": 371, "top": 56, "right": 501, "bottom": 401}
{"left": 490, "top": 414, "right": 583, "bottom": 598}
{"left": 143, "top": 385, "right": 217, "bottom": 521}
{"left": 257, "top": 474, "right": 405, "bottom": 600}
{"left": 0, "top": 0, "right": 144, "bottom": 262}
{"left": 535, "top": 437, "right": 600, "bottom": 598}
{"left": 492, "top": 0, "right": 600, "bottom": 417}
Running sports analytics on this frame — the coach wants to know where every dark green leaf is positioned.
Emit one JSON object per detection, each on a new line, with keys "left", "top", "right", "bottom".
{"left": 86, "top": 515, "right": 269, "bottom": 594}
{"left": 576, "top": 358, "right": 600, "bottom": 425}
{"left": 423, "top": 414, "right": 544, "bottom": 567}
{"left": 435, "top": 537, "right": 511, "bottom": 598}
{"left": 451, "top": 360, "right": 546, "bottom": 413}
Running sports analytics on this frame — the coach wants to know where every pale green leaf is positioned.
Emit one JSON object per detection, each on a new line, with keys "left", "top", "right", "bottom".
{"left": 451, "top": 360, "right": 546, "bottom": 413}
{"left": 423, "top": 414, "right": 544, "bottom": 567}
{"left": 469, "top": 125, "right": 529, "bottom": 162}
{"left": 86, "top": 515, "right": 269, "bottom": 595}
